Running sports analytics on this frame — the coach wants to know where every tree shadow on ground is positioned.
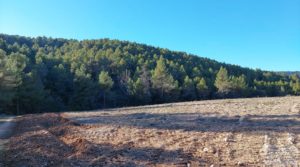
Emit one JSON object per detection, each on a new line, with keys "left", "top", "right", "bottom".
{"left": 5, "top": 132, "right": 193, "bottom": 166}
{"left": 71, "top": 113, "right": 300, "bottom": 134}
{"left": 5, "top": 130, "right": 194, "bottom": 166}
{"left": 3, "top": 114, "right": 197, "bottom": 167}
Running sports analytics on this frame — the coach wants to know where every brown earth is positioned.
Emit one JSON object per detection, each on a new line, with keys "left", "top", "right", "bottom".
{"left": 0, "top": 115, "right": 15, "bottom": 167}
{"left": 2, "top": 96, "right": 300, "bottom": 166}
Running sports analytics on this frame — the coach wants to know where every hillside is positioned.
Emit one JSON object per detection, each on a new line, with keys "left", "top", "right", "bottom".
{"left": 2, "top": 96, "right": 300, "bottom": 166}
{"left": 0, "top": 34, "right": 300, "bottom": 114}
{"left": 278, "top": 71, "right": 300, "bottom": 77}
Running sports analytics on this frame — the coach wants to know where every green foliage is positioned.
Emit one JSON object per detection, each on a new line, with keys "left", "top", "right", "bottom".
{"left": 152, "top": 57, "right": 178, "bottom": 102}
{"left": 6, "top": 53, "right": 28, "bottom": 114}
{"left": 98, "top": 71, "right": 114, "bottom": 92}
{"left": 182, "top": 76, "right": 196, "bottom": 100}
{"left": 70, "top": 77, "right": 99, "bottom": 110}
{"left": 230, "top": 75, "right": 248, "bottom": 97}
{"left": 292, "top": 81, "right": 300, "bottom": 95}
{"left": 0, "top": 34, "right": 298, "bottom": 114}
{"left": 135, "top": 65, "right": 152, "bottom": 103}
{"left": 215, "top": 67, "right": 249, "bottom": 97}
{"left": 195, "top": 77, "right": 209, "bottom": 99}
{"left": 215, "top": 67, "right": 231, "bottom": 94}
{"left": 98, "top": 71, "right": 114, "bottom": 107}
{"left": 0, "top": 50, "right": 15, "bottom": 112}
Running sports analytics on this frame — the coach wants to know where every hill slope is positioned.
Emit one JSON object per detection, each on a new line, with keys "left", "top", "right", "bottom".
{"left": 0, "top": 34, "right": 300, "bottom": 114}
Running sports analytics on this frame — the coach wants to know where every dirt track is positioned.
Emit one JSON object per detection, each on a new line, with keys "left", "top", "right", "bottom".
{"left": 0, "top": 115, "right": 15, "bottom": 167}
{"left": 2, "top": 96, "right": 300, "bottom": 166}
{"left": 0, "top": 116, "right": 15, "bottom": 139}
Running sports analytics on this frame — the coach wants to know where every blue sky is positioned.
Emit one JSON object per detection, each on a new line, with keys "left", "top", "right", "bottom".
{"left": 0, "top": 0, "right": 299, "bottom": 71}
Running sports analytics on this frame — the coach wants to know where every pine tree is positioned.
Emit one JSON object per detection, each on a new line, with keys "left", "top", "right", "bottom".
{"left": 152, "top": 56, "right": 178, "bottom": 101}
{"left": 182, "top": 76, "right": 196, "bottom": 100}
{"left": 230, "top": 75, "right": 248, "bottom": 97}
{"left": 137, "top": 64, "right": 152, "bottom": 103}
{"left": 5, "top": 53, "right": 28, "bottom": 114}
{"left": 70, "top": 78, "right": 99, "bottom": 111}
{"left": 16, "top": 70, "right": 50, "bottom": 113}
{"left": 0, "top": 34, "right": 298, "bottom": 114}
{"left": 214, "top": 66, "right": 231, "bottom": 94}
{"left": 0, "top": 50, "right": 15, "bottom": 112}
{"left": 119, "top": 69, "right": 135, "bottom": 101}
{"left": 291, "top": 74, "right": 299, "bottom": 82}
{"left": 99, "top": 71, "right": 114, "bottom": 107}
{"left": 292, "top": 80, "right": 300, "bottom": 95}
{"left": 196, "top": 77, "right": 209, "bottom": 99}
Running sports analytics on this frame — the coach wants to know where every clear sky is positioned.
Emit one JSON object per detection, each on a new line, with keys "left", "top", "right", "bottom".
{"left": 0, "top": 0, "right": 299, "bottom": 71}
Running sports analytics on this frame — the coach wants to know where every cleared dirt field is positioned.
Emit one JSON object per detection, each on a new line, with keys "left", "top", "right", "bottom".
{"left": 2, "top": 96, "right": 300, "bottom": 166}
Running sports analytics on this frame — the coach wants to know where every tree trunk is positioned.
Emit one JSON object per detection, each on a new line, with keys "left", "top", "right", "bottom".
{"left": 17, "top": 96, "right": 20, "bottom": 115}
{"left": 103, "top": 92, "right": 106, "bottom": 108}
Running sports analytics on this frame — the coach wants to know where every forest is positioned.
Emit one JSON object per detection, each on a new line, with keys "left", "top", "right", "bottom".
{"left": 0, "top": 34, "right": 299, "bottom": 115}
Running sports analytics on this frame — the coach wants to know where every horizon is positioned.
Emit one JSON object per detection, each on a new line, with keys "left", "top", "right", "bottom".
{"left": 0, "top": 0, "right": 299, "bottom": 71}
{"left": 2, "top": 32, "right": 300, "bottom": 73}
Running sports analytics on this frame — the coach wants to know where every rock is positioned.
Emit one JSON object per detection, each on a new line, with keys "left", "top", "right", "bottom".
{"left": 264, "top": 134, "right": 270, "bottom": 143}
{"left": 203, "top": 147, "right": 216, "bottom": 154}
{"left": 156, "top": 131, "right": 163, "bottom": 135}
{"left": 287, "top": 133, "right": 296, "bottom": 144}
{"left": 237, "top": 161, "right": 245, "bottom": 166}
{"left": 224, "top": 137, "right": 234, "bottom": 142}
{"left": 224, "top": 133, "right": 235, "bottom": 142}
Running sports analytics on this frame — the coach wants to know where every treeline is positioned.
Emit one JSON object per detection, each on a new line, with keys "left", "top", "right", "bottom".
{"left": 0, "top": 34, "right": 299, "bottom": 114}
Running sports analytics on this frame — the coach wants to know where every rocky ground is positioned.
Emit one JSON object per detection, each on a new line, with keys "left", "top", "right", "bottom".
{"left": 2, "top": 96, "right": 300, "bottom": 166}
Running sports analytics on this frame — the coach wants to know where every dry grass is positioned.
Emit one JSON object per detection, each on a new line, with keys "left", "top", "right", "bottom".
{"left": 3, "top": 96, "right": 300, "bottom": 166}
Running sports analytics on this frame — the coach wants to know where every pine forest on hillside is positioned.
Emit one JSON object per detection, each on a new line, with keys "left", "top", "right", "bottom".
{"left": 0, "top": 34, "right": 300, "bottom": 114}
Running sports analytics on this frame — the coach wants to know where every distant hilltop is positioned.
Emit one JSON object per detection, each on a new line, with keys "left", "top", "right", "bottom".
{"left": 277, "top": 72, "right": 300, "bottom": 77}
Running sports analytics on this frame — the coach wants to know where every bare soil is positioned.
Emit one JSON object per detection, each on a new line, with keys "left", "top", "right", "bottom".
{"left": 2, "top": 96, "right": 300, "bottom": 166}
{"left": 0, "top": 115, "right": 16, "bottom": 167}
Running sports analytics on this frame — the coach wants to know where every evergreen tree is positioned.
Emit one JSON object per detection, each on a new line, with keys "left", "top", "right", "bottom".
{"left": 152, "top": 57, "right": 178, "bottom": 102}
{"left": 214, "top": 67, "right": 231, "bottom": 95}
{"left": 69, "top": 78, "right": 99, "bottom": 110}
{"left": 230, "top": 75, "right": 248, "bottom": 97}
{"left": 98, "top": 71, "right": 114, "bottom": 107}
{"left": 0, "top": 50, "right": 15, "bottom": 112}
{"left": 5, "top": 53, "right": 28, "bottom": 114}
{"left": 292, "top": 80, "right": 300, "bottom": 95}
{"left": 136, "top": 65, "right": 152, "bottom": 103}
{"left": 291, "top": 74, "right": 299, "bottom": 82}
{"left": 182, "top": 76, "right": 196, "bottom": 100}
{"left": 45, "top": 64, "right": 73, "bottom": 109}
{"left": 0, "top": 34, "right": 298, "bottom": 114}
{"left": 119, "top": 69, "right": 134, "bottom": 97}
{"left": 15, "top": 70, "right": 53, "bottom": 114}
{"left": 196, "top": 77, "right": 209, "bottom": 99}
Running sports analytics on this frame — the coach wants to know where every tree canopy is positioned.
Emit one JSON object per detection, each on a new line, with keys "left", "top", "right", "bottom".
{"left": 0, "top": 34, "right": 298, "bottom": 114}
